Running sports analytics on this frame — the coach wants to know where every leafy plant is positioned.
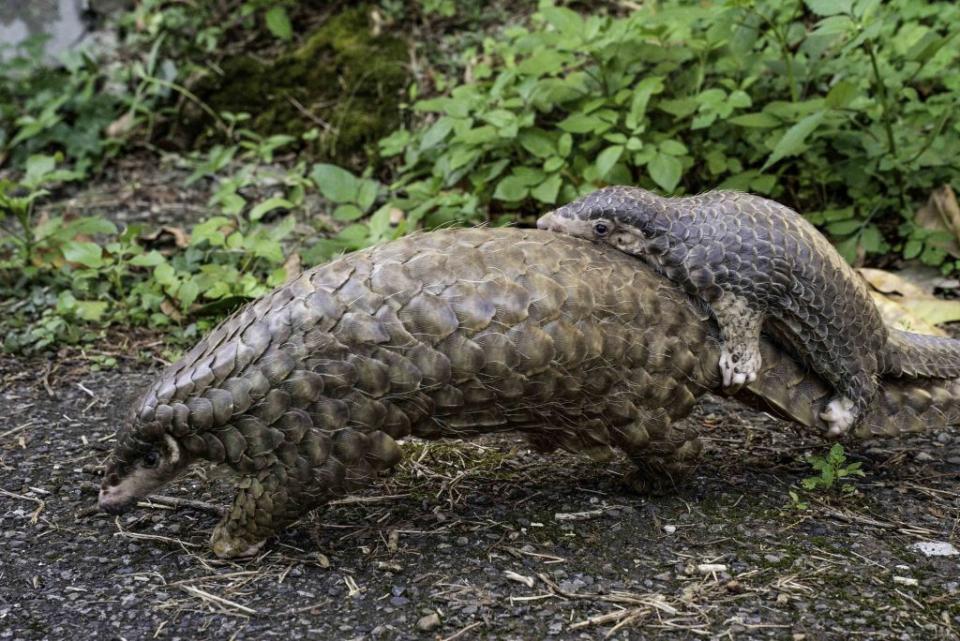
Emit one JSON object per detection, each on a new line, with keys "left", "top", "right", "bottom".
{"left": 379, "top": 0, "right": 960, "bottom": 266}
{"left": 800, "top": 443, "right": 865, "bottom": 494}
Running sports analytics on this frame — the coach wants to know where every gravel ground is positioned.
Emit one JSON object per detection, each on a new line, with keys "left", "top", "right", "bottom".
{"left": 1, "top": 352, "right": 959, "bottom": 641}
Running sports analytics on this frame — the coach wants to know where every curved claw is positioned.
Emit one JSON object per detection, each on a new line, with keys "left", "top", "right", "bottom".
{"left": 820, "top": 396, "right": 857, "bottom": 438}
{"left": 719, "top": 347, "right": 760, "bottom": 395}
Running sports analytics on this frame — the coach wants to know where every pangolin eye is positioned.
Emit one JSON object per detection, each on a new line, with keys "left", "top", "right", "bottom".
{"left": 594, "top": 222, "right": 610, "bottom": 237}
{"left": 142, "top": 451, "right": 160, "bottom": 468}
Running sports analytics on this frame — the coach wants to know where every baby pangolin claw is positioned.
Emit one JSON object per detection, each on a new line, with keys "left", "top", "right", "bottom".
{"left": 820, "top": 396, "right": 857, "bottom": 438}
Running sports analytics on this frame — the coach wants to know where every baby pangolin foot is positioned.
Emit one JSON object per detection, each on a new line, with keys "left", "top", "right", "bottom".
{"left": 820, "top": 396, "right": 857, "bottom": 437}
{"left": 718, "top": 345, "right": 760, "bottom": 394}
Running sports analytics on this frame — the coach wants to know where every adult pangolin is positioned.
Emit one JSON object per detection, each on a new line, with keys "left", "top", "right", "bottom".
{"left": 99, "top": 228, "right": 960, "bottom": 557}
{"left": 537, "top": 187, "right": 960, "bottom": 436}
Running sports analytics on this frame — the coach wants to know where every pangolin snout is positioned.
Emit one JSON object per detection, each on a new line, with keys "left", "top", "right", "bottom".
{"left": 98, "top": 472, "right": 134, "bottom": 514}
{"left": 98, "top": 490, "right": 134, "bottom": 514}
{"left": 536, "top": 211, "right": 559, "bottom": 231}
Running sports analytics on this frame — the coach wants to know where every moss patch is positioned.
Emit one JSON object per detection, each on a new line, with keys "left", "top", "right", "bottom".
{"left": 186, "top": 6, "right": 408, "bottom": 167}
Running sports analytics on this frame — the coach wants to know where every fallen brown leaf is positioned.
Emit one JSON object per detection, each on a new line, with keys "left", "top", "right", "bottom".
{"left": 913, "top": 185, "right": 960, "bottom": 258}
{"left": 140, "top": 225, "right": 191, "bottom": 250}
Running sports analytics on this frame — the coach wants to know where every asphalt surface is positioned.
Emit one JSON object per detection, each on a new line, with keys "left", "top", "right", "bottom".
{"left": 1, "top": 353, "right": 959, "bottom": 640}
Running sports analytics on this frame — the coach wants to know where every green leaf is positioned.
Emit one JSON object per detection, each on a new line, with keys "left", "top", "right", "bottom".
{"left": 178, "top": 279, "right": 200, "bottom": 309}
{"left": 458, "top": 125, "right": 499, "bottom": 145}
{"left": 517, "top": 50, "right": 566, "bottom": 76}
{"left": 826, "top": 80, "right": 858, "bottom": 109}
{"left": 806, "top": 0, "right": 852, "bottom": 16}
{"left": 728, "top": 113, "right": 781, "bottom": 128}
{"left": 129, "top": 251, "right": 165, "bottom": 267}
{"left": 557, "top": 113, "right": 603, "bottom": 134}
{"left": 24, "top": 154, "right": 57, "bottom": 187}
{"left": 333, "top": 204, "right": 365, "bottom": 221}
{"left": 543, "top": 157, "right": 564, "bottom": 173}
{"left": 859, "top": 225, "right": 885, "bottom": 253}
{"left": 357, "top": 180, "right": 380, "bottom": 212}
{"left": 154, "top": 262, "right": 178, "bottom": 287}
{"left": 61, "top": 241, "right": 103, "bottom": 268}
{"left": 519, "top": 129, "right": 556, "bottom": 158}
{"left": 762, "top": 111, "right": 825, "bottom": 170}
{"left": 659, "top": 140, "right": 688, "bottom": 156}
{"left": 811, "top": 14, "right": 855, "bottom": 37}
{"left": 493, "top": 175, "right": 529, "bottom": 202}
{"left": 595, "top": 145, "right": 624, "bottom": 179}
{"left": 903, "top": 239, "right": 923, "bottom": 259}
{"left": 311, "top": 163, "right": 360, "bottom": 203}
{"left": 338, "top": 223, "right": 369, "bottom": 243}
{"left": 249, "top": 197, "right": 293, "bottom": 222}
{"left": 826, "top": 219, "right": 861, "bottom": 235}
{"left": 265, "top": 6, "right": 293, "bottom": 41}
{"left": 530, "top": 175, "right": 563, "bottom": 204}
{"left": 420, "top": 117, "right": 454, "bottom": 149}
{"left": 626, "top": 76, "right": 664, "bottom": 129}
{"left": 541, "top": 5, "right": 583, "bottom": 36}
{"left": 657, "top": 98, "right": 698, "bottom": 118}
{"left": 75, "top": 300, "right": 108, "bottom": 322}
{"left": 835, "top": 236, "right": 859, "bottom": 264}
{"left": 191, "top": 216, "right": 231, "bottom": 247}
{"left": 647, "top": 153, "right": 683, "bottom": 193}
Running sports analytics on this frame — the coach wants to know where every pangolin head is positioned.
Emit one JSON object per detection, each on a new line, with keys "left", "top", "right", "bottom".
{"left": 99, "top": 420, "right": 190, "bottom": 514}
{"left": 536, "top": 186, "right": 664, "bottom": 254}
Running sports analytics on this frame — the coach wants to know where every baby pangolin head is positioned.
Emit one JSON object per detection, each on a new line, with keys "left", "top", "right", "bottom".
{"left": 99, "top": 421, "right": 191, "bottom": 514}
{"left": 536, "top": 186, "right": 667, "bottom": 255}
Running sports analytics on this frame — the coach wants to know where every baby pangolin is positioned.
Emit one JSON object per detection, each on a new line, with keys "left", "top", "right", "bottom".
{"left": 537, "top": 186, "right": 960, "bottom": 436}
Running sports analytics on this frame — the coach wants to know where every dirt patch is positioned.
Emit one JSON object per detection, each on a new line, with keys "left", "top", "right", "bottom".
{"left": 1, "top": 355, "right": 959, "bottom": 640}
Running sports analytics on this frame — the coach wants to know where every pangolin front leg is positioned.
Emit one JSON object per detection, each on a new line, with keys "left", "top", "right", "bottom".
{"left": 711, "top": 293, "right": 764, "bottom": 394}
{"left": 210, "top": 462, "right": 320, "bottom": 558}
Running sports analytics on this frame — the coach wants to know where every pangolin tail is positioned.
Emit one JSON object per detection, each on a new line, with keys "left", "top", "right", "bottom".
{"left": 883, "top": 329, "right": 960, "bottom": 378}
{"left": 743, "top": 339, "right": 960, "bottom": 438}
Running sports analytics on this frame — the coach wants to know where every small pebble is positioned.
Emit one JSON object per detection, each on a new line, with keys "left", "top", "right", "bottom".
{"left": 910, "top": 541, "right": 959, "bottom": 557}
{"left": 417, "top": 613, "right": 440, "bottom": 631}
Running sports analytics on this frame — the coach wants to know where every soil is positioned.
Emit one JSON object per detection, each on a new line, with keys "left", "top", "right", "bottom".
{"left": 2, "top": 352, "right": 959, "bottom": 641}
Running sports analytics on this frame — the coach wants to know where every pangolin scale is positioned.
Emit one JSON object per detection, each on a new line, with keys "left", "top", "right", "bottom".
{"left": 537, "top": 187, "right": 960, "bottom": 435}
{"left": 99, "top": 228, "right": 960, "bottom": 557}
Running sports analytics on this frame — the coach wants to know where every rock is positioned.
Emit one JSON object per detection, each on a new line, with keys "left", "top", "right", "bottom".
{"left": 416, "top": 612, "right": 440, "bottom": 632}
{"left": 910, "top": 541, "right": 960, "bottom": 557}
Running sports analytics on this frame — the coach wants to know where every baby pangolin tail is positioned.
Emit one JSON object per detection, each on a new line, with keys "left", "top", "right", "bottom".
{"left": 883, "top": 329, "right": 960, "bottom": 378}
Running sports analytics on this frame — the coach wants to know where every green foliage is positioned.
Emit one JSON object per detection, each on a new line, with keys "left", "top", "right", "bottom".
{"left": 0, "top": 154, "right": 306, "bottom": 353}
{"left": 380, "top": 0, "right": 960, "bottom": 264}
{"left": 801, "top": 444, "right": 865, "bottom": 493}
{"left": 3, "top": 0, "right": 960, "bottom": 355}
{"left": 785, "top": 443, "right": 864, "bottom": 510}
{"left": 0, "top": 42, "right": 128, "bottom": 174}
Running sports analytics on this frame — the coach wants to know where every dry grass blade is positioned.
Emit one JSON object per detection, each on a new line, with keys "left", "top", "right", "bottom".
{"left": 139, "top": 494, "right": 225, "bottom": 515}
{"left": 112, "top": 517, "right": 201, "bottom": 548}
{"left": 0, "top": 488, "right": 46, "bottom": 523}
{"left": 440, "top": 621, "right": 483, "bottom": 641}
{"left": 179, "top": 585, "right": 257, "bottom": 616}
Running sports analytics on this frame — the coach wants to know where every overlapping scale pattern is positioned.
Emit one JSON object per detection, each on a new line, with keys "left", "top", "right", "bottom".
{"left": 115, "top": 228, "right": 960, "bottom": 557}
{"left": 546, "top": 186, "right": 960, "bottom": 421}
